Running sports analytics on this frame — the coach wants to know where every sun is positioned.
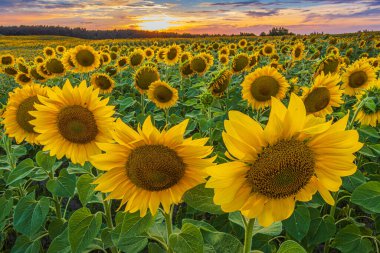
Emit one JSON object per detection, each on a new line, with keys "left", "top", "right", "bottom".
{"left": 138, "top": 15, "right": 180, "bottom": 31}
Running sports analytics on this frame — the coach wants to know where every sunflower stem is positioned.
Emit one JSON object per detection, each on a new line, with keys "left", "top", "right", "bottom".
{"left": 348, "top": 97, "right": 367, "bottom": 129}
{"left": 329, "top": 191, "right": 339, "bottom": 218}
{"left": 102, "top": 193, "right": 118, "bottom": 253}
{"left": 164, "top": 207, "right": 174, "bottom": 253}
{"left": 243, "top": 218, "right": 255, "bottom": 253}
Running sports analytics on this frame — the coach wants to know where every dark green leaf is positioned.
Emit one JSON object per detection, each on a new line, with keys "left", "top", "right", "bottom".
{"left": 333, "top": 224, "right": 373, "bottom": 253}
{"left": 76, "top": 174, "right": 96, "bottom": 206}
{"left": 184, "top": 184, "right": 224, "bottom": 214}
{"left": 48, "top": 228, "right": 70, "bottom": 253}
{"left": 11, "top": 235, "right": 40, "bottom": 253}
{"left": 47, "top": 169, "right": 76, "bottom": 197}
{"left": 169, "top": 223, "right": 203, "bottom": 253}
{"left": 351, "top": 181, "right": 380, "bottom": 212}
{"left": 277, "top": 240, "right": 307, "bottom": 253}
{"left": 7, "top": 158, "right": 35, "bottom": 185}
{"left": 283, "top": 205, "right": 310, "bottom": 242}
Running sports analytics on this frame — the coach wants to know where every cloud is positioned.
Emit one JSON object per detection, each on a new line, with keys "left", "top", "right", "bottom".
{"left": 245, "top": 9, "right": 280, "bottom": 17}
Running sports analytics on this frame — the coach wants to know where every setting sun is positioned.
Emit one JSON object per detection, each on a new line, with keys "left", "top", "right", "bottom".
{"left": 138, "top": 15, "right": 181, "bottom": 31}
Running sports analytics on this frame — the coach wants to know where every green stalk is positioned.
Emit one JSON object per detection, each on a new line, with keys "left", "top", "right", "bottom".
{"left": 243, "top": 218, "right": 255, "bottom": 253}
{"left": 163, "top": 207, "right": 174, "bottom": 253}
{"left": 102, "top": 193, "right": 118, "bottom": 253}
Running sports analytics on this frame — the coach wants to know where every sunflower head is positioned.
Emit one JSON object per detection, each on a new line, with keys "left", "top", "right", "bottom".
{"left": 232, "top": 53, "right": 249, "bottom": 73}
{"left": 71, "top": 45, "right": 100, "bottom": 72}
{"left": 134, "top": 64, "right": 160, "bottom": 94}
{"left": 314, "top": 55, "right": 342, "bottom": 76}
{"left": 292, "top": 42, "right": 305, "bottom": 61}
{"left": 117, "top": 57, "right": 129, "bottom": 69}
{"left": 105, "top": 65, "right": 119, "bottom": 77}
{"left": 301, "top": 73, "right": 343, "bottom": 117}
{"left": 180, "top": 52, "right": 192, "bottom": 63}
{"left": 1, "top": 54, "right": 15, "bottom": 66}
{"left": 262, "top": 43, "right": 276, "bottom": 56}
{"left": 3, "top": 66, "right": 18, "bottom": 76}
{"left": 17, "top": 62, "right": 29, "bottom": 74}
{"left": 91, "top": 116, "right": 215, "bottom": 217}
{"left": 144, "top": 48, "right": 154, "bottom": 59}
{"left": 157, "top": 48, "right": 167, "bottom": 63}
{"left": 90, "top": 73, "right": 115, "bottom": 94}
{"left": 342, "top": 58, "right": 376, "bottom": 96}
{"left": 128, "top": 49, "right": 145, "bottom": 68}
{"left": 179, "top": 61, "right": 195, "bottom": 78}
{"left": 2, "top": 84, "right": 49, "bottom": 144}
{"left": 44, "top": 58, "right": 66, "bottom": 76}
{"left": 101, "top": 53, "right": 112, "bottom": 65}
{"left": 219, "top": 46, "right": 230, "bottom": 56}
{"left": 354, "top": 83, "right": 380, "bottom": 127}
{"left": 206, "top": 94, "right": 362, "bottom": 227}
{"left": 43, "top": 47, "right": 56, "bottom": 58}
{"left": 165, "top": 44, "right": 182, "bottom": 65}
{"left": 34, "top": 56, "right": 45, "bottom": 65}
{"left": 209, "top": 69, "right": 233, "bottom": 97}
{"left": 15, "top": 73, "right": 33, "bottom": 86}
{"left": 241, "top": 65, "right": 289, "bottom": 109}
{"left": 219, "top": 54, "right": 229, "bottom": 65}
{"left": 238, "top": 39, "right": 248, "bottom": 48}
{"left": 29, "top": 80, "right": 115, "bottom": 165}
{"left": 30, "top": 67, "right": 47, "bottom": 83}
{"left": 56, "top": 45, "right": 66, "bottom": 54}
{"left": 148, "top": 81, "right": 178, "bottom": 109}
{"left": 190, "top": 55, "right": 209, "bottom": 76}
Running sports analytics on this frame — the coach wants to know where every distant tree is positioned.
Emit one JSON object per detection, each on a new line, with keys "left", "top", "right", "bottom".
{"left": 260, "top": 32, "right": 266, "bottom": 36}
{"left": 266, "top": 27, "right": 294, "bottom": 36}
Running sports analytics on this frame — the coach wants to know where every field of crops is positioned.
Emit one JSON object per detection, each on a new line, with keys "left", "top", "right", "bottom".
{"left": 0, "top": 33, "right": 379, "bottom": 253}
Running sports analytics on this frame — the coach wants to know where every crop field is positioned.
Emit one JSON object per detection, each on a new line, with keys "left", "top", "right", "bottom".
{"left": 0, "top": 33, "right": 379, "bottom": 253}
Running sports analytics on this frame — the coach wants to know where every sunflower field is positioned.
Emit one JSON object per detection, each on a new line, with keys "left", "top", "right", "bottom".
{"left": 0, "top": 33, "right": 379, "bottom": 253}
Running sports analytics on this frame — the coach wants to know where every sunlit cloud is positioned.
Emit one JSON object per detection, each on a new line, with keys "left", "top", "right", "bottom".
{"left": 1, "top": 0, "right": 380, "bottom": 34}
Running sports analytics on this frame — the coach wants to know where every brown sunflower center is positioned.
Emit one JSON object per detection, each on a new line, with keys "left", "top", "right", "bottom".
{"left": 4, "top": 67, "right": 18, "bottom": 76}
{"left": 190, "top": 57, "right": 207, "bottom": 73}
{"left": 46, "top": 59, "right": 65, "bottom": 74}
{"left": 95, "top": 76, "right": 112, "bottom": 90}
{"left": 304, "top": 87, "right": 330, "bottom": 113}
{"left": 154, "top": 85, "right": 173, "bottom": 103}
{"left": 2, "top": 56, "right": 13, "bottom": 65}
{"left": 250, "top": 76, "right": 280, "bottom": 101}
{"left": 57, "top": 105, "right": 98, "bottom": 144}
{"left": 75, "top": 49, "right": 95, "bottom": 67}
{"left": 264, "top": 46, "right": 273, "bottom": 54}
{"left": 45, "top": 49, "right": 53, "bottom": 56}
{"left": 16, "top": 96, "right": 39, "bottom": 133}
{"left": 181, "top": 63, "right": 194, "bottom": 76}
{"left": 294, "top": 47, "right": 302, "bottom": 58}
{"left": 118, "top": 59, "right": 127, "bottom": 67}
{"left": 233, "top": 55, "right": 249, "bottom": 72}
{"left": 126, "top": 145, "right": 186, "bottom": 191}
{"left": 349, "top": 71, "right": 368, "bottom": 88}
{"left": 322, "top": 59, "right": 339, "bottom": 74}
{"left": 167, "top": 48, "right": 178, "bottom": 60}
{"left": 247, "top": 139, "right": 315, "bottom": 199}
{"left": 135, "top": 68, "right": 159, "bottom": 91}
{"left": 18, "top": 73, "right": 32, "bottom": 83}
{"left": 130, "top": 54, "right": 143, "bottom": 66}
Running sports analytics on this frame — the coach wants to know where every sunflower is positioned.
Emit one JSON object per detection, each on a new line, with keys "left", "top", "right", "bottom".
{"left": 157, "top": 48, "right": 167, "bottom": 63}
{"left": 292, "top": 42, "right": 305, "bottom": 61}
{"left": 374, "top": 40, "right": 380, "bottom": 49}
{"left": 200, "top": 52, "right": 214, "bottom": 67}
{"left": 43, "top": 47, "right": 56, "bottom": 58}
{"left": 314, "top": 55, "right": 342, "bottom": 77}
{"left": 190, "top": 55, "right": 209, "bottom": 76}
{"left": 134, "top": 65, "right": 160, "bottom": 94}
{"left": 209, "top": 69, "right": 233, "bottom": 97}
{"left": 144, "top": 48, "right": 154, "bottom": 60}
{"left": 232, "top": 53, "right": 249, "bottom": 73}
{"left": 71, "top": 45, "right": 100, "bottom": 72}
{"left": 91, "top": 116, "right": 215, "bottom": 216}
{"left": 241, "top": 66, "right": 289, "bottom": 109}
{"left": 44, "top": 57, "right": 66, "bottom": 76}
{"left": 101, "top": 53, "right": 112, "bottom": 65}
{"left": 148, "top": 81, "right": 178, "bottom": 109}
{"left": 180, "top": 52, "right": 192, "bottom": 64}
{"left": 34, "top": 56, "right": 45, "bottom": 65}
{"left": 36, "top": 64, "right": 53, "bottom": 79}
{"left": 128, "top": 49, "right": 145, "bottom": 68}
{"left": 105, "top": 65, "right": 119, "bottom": 77}
{"left": 116, "top": 57, "right": 129, "bottom": 70}
{"left": 56, "top": 45, "right": 66, "bottom": 54}
{"left": 30, "top": 67, "right": 47, "bottom": 83}
{"left": 354, "top": 82, "right": 380, "bottom": 127}
{"left": 262, "top": 43, "right": 276, "bottom": 56}
{"left": 248, "top": 54, "right": 258, "bottom": 69}
{"left": 206, "top": 94, "right": 363, "bottom": 227}
{"left": 3, "top": 66, "right": 18, "bottom": 77}
{"left": 179, "top": 61, "right": 195, "bottom": 78}
{"left": 62, "top": 50, "right": 76, "bottom": 71}
{"left": 229, "top": 43, "right": 237, "bottom": 50}
{"left": 342, "top": 59, "right": 376, "bottom": 96}
{"left": 110, "top": 52, "right": 118, "bottom": 61}
{"left": 90, "top": 73, "right": 115, "bottom": 94}
{"left": 2, "top": 84, "right": 48, "bottom": 144}
{"left": 164, "top": 44, "right": 182, "bottom": 65}
{"left": 219, "top": 46, "right": 230, "bottom": 56}
{"left": 17, "top": 62, "right": 29, "bottom": 74}
{"left": 238, "top": 39, "right": 248, "bottom": 48}
{"left": 29, "top": 80, "right": 115, "bottom": 165}
{"left": 1, "top": 54, "right": 15, "bottom": 66}
{"left": 301, "top": 73, "right": 343, "bottom": 117}
{"left": 15, "top": 73, "right": 33, "bottom": 86}
{"left": 219, "top": 55, "right": 229, "bottom": 65}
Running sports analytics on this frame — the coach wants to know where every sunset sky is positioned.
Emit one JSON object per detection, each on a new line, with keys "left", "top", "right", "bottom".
{"left": 1, "top": 0, "right": 380, "bottom": 35}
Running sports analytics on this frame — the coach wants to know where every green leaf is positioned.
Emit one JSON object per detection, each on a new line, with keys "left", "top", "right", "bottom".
{"left": 351, "top": 181, "right": 380, "bottom": 212}
{"left": 202, "top": 230, "right": 243, "bottom": 253}
{"left": 305, "top": 214, "right": 336, "bottom": 246}
{"left": 0, "top": 196, "right": 13, "bottom": 222}
{"left": 48, "top": 228, "right": 71, "bottom": 253}
{"left": 11, "top": 235, "right": 40, "bottom": 253}
{"left": 358, "top": 125, "right": 380, "bottom": 139}
{"left": 47, "top": 169, "right": 76, "bottom": 197}
{"left": 343, "top": 170, "right": 367, "bottom": 192}
{"left": 13, "top": 192, "right": 50, "bottom": 237}
{"left": 68, "top": 207, "right": 102, "bottom": 253}
{"left": 35, "top": 151, "right": 57, "bottom": 172}
{"left": 283, "top": 206, "right": 310, "bottom": 242}
{"left": 277, "top": 240, "right": 307, "bottom": 253}
{"left": 364, "top": 99, "right": 376, "bottom": 112}
{"left": 333, "top": 224, "right": 373, "bottom": 253}
{"left": 184, "top": 184, "right": 224, "bottom": 214}
{"left": 76, "top": 174, "right": 96, "bottom": 206}
{"left": 252, "top": 219, "right": 283, "bottom": 237}
{"left": 111, "top": 211, "right": 153, "bottom": 251}
{"left": 67, "top": 162, "right": 92, "bottom": 174}
{"left": 169, "top": 223, "right": 203, "bottom": 253}
{"left": 7, "top": 158, "right": 35, "bottom": 185}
